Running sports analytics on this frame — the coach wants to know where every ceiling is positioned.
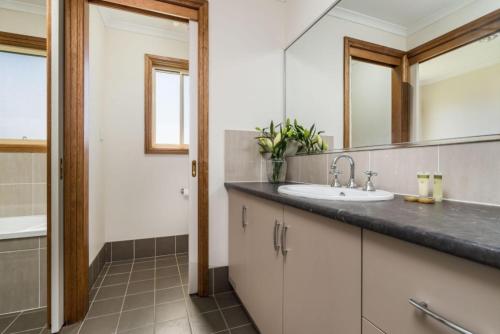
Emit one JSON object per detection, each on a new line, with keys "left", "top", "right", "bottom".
{"left": 335, "top": 0, "right": 474, "bottom": 35}
{"left": 419, "top": 33, "right": 500, "bottom": 85}
{"left": 96, "top": 5, "right": 189, "bottom": 42}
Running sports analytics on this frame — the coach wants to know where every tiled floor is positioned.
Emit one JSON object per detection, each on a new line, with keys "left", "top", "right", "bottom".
{"left": 61, "top": 254, "right": 259, "bottom": 334}
{"left": 0, "top": 308, "right": 48, "bottom": 334}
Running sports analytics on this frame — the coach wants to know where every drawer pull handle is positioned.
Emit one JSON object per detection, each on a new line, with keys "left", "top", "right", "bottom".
{"left": 273, "top": 219, "right": 281, "bottom": 251}
{"left": 242, "top": 206, "right": 247, "bottom": 228}
{"left": 281, "top": 225, "right": 289, "bottom": 256}
{"left": 409, "top": 299, "right": 475, "bottom": 334}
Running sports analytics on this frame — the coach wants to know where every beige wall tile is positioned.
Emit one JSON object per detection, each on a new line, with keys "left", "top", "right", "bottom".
{"left": 372, "top": 146, "right": 438, "bottom": 195}
{"left": 32, "top": 154, "right": 47, "bottom": 184}
{"left": 440, "top": 141, "right": 500, "bottom": 205}
{"left": 0, "top": 238, "right": 39, "bottom": 252}
{"left": 0, "top": 249, "right": 39, "bottom": 314}
{"left": 0, "top": 153, "right": 32, "bottom": 184}
{"left": 327, "top": 151, "right": 370, "bottom": 188}
{"left": 32, "top": 184, "right": 47, "bottom": 215}
{"left": 0, "top": 184, "right": 32, "bottom": 218}
{"left": 224, "top": 130, "right": 262, "bottom": 182}
{"left": 300, "top": 154, "right": 329, "bottom": 184}
{"left": 40, "top": 248, "right": 47, "bottom": 307}
{"left": 285, "top": 156, "right": 302, "bottom": 182}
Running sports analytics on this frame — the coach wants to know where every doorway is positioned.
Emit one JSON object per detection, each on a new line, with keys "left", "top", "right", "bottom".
{"left": 63, "top": 0, "right": 208, "bottom": 324}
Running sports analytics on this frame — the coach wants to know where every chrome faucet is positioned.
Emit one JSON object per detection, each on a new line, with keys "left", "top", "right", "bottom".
{"left": 330, "top": 155, "right": 357, "bottom": 188}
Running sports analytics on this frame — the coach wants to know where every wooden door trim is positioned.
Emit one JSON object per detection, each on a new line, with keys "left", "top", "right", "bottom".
{"left": 407, "top": 9, "right": 500, "bottom": 65}
{"left": 64, "top": 0, "right": 209, "bottom": 322}
{"left": 344, "top": 37, "right": 409, "bottom": 148}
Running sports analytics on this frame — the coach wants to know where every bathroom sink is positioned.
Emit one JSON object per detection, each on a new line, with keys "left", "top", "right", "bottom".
{"left": 278, "top": 184, "right": 394, "bottom": 202}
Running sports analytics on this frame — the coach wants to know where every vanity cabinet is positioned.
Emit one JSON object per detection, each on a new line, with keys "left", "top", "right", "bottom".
{"left": 228, "top": 190, "right": 361, "bottom": 334}
{"left": 362, "top": 319, "right": 385, "bottom": 334}
{"left": 363, "top": 230, "right": 500, "bottom": 334}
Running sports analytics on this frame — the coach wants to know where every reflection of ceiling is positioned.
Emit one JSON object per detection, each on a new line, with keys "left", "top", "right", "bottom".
{"left": 419, "top": 33, "right": 500, "bottom": 85}
{"left": 333, "top": 0, "right": 474, "bottom": 36}
{"left": 96, "top": 6, "right": 189, "bottom": 42}
{"left": 0, "top": 0, "right": 46, "bottom": 15}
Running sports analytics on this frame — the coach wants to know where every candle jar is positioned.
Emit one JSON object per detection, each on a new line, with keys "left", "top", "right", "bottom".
{"left": 417, "top": 172, "right": 430, "bottom": 197}
{"left": 433, "top": 173, "right": 443, "bottom": 202}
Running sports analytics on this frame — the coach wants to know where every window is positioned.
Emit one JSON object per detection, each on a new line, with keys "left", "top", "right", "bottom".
{"left": 0, "top": 31, "right": 47, "bottom": 153}
{"left": 145, "top": 54, "right": 189, "bottom": 154}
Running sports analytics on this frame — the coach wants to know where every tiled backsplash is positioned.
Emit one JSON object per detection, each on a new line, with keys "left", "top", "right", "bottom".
{"left": 0, "top": 153, "right": 47, "bottom": 217}
{"left": 224, "top": 130, "right": 500, "bottom": 206}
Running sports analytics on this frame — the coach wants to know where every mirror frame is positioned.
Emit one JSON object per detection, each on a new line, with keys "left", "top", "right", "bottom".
{"left": 284, "top": 4, "right": 500, "bottom": 153}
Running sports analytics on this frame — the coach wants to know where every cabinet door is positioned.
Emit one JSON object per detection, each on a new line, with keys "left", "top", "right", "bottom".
{"left": 245, "top": 196, "right": 284, "bottom": 334}
{"left": 362, "top": 319, "right": 385, "bottom": 334}
{"left": 228, "top": 190, "right": 248, "bottom": 303}
{"left": 283, "top": 207, "right": 362, "bottom": 334}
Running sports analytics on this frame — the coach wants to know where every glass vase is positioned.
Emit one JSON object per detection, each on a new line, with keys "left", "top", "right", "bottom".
{"left": 266, "top": 159, "right": 287, "bottom": 184}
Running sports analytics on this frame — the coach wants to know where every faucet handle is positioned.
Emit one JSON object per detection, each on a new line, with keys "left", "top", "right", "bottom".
{"left": 330, "top": 166, "right": 343, "bottom": 187}
{"left": 363, "top": 171, "right": 378, "bottom": 191}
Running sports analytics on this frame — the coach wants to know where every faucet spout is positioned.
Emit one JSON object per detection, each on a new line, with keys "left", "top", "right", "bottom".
{"left": 331, "top": 154, "right": 357, "bottom": 188}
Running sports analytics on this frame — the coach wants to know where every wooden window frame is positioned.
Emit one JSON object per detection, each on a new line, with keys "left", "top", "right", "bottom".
{"left": 344, "top": 37, "right": 409, "bottom": 148}
{"left": 0, "top": 31, "right": 48, "bottom": 153}
{"left": 145, "top": 54, "right": 189, "bottom": 154}
{"left": 64, "top": 0, "right": 209, "bottom": 323}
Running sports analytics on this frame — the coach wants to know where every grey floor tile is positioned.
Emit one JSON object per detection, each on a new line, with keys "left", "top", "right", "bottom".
{"left": 176, "top": 255, "right": 188, "bottom": 265}
{"left": 119, "top": 324, "right": 154, "bottom": 334}
{"left": 6, "top": 309, "right": 46, "bottom": 333}
{"left": 89, "top": 288, "right": 98, "bottom": 302}
{"left": 127, "top": 280, "right": 155, "bottom": 295}
{"left": 134, "top": 257, "right": 155, "bottom": 263}
{"left": 87, "top": 297, "right": 123, "bottom": 318}
{"left": 117, "top": 307, "right": 154, "bottom": 333}
{"left": 102, "top": 273, "right": 130, "bottom": 286}
{"left": 179, "top": 264, "right": 188, "bottom": 274}
{"left": 0, "top": 312, "right": 19, "bottom": 333}
{"left": 93, "top": 275, "right": 105, "bottom": 288}
{"left": 14, "top": 328, "right": 43, "bottom": 334}
{"left": 156, "top": 266, "right": 179, "bottom": 279}
{"left": 186, "top": 296, "right": 218, "bottom": 315}
{"left": 155, "top": 287, "right": 184, "bottom": 304}
{"left": 132, "top": 261, "right": 155, "bottom": 272}
{"left": 130, "top": 270, "right": 154, "bottom": 282}
{"left": 156, "top": 256, "right": 177, "bottom": 268}
{"left": 231, "top": 324, "right": 259, "bottom": 334}
{"left": 108, "top": 264, "right": 132, "bottom": 275}
{"left": 59, "top": 322, "right": 82, "bottom": 334}
{"left": 155, "top": 300, "right": 187, "bottom": 323}
{"left": 221, "top": 306, "right": 251, "bottom": 329}
{"left": 189, "top": 310, "right": 227, "bottom": 334}
{"left": 155, "top": 318, "right": 191, "bottom": 334}
{"left": 79, "top": 314, "right": 119, "bottom": 334}
{"left": 156, "top": 276, "right": 182, "bottom": 290}
{"left": 215, "top": 292, "right": 241, "bottom": 309}
{"left": 95, "top": 284, "right": 127, "bottom": 300}
{"left": 123, "top": 292, "right": 154, "bottom": 311}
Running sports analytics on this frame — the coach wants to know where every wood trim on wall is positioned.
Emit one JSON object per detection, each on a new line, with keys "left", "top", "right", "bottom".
{"left": 0, "top": 140, "right": 47, "bottom": 153}
{"left": 0, "top": 31, "right": 47, "bottom": 51}
{"left": 343, "top": 37, "right": 409, "bottom": 148}
{"left": 64, "top": 0, "right": 209, "bottom": 323}
{"left": 144, "top": 54, "right": 189, "bottom": 154}
{"left": 407, "top": 9, "right": 500, "bottom": 65}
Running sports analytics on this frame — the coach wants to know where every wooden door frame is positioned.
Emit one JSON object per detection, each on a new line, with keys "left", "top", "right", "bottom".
{"left": 343, "top": 37, "right": 409, "bottom": 148}
{"left": 64, "top": 0, "right": 209, "bottom": 322}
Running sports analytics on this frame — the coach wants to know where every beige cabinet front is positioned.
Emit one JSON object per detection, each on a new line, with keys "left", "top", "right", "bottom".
{"left": 363, "top": 230, "right": 500, "bottom": 334}
{"left": 228, "top": 190, "right": 248, "bottom": 302}
{"left": 283, "top": 207, "right": 362, "bottom": 334}
{"left": 362, "top": 319, "right": 385, "bottom": 334}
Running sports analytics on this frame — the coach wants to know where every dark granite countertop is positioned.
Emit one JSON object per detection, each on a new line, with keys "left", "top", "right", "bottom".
{"left": 225, "top": 182, "right": 500, "bottom": 270}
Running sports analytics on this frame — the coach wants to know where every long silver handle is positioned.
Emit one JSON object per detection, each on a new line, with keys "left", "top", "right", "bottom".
{"left": 242, "top": 206, "right": 247, "bottom": 228}
{"left": 281, "top": 225, "right": 288, "bottom": 256}
{"left": 409, "top": 299, "right": 475, "bottom": 334}
{"left": 273, "top": 220, "right": 281, "bottom": 251}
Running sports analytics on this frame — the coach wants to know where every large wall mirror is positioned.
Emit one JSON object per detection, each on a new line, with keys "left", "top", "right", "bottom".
{"left": 285, "top": 0, "right": 500, "bottom": 151}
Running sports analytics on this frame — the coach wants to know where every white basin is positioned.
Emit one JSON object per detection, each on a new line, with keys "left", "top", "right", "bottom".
{"left": 278, "top": 184, "right": 394, "bottom": 202}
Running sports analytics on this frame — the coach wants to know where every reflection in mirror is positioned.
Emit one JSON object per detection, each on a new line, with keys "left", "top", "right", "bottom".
{"left": 285, "top": 0, "right": 500, "bottom": 151}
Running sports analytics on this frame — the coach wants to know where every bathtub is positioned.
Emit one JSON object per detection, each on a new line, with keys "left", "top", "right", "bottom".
{"left": 0, "top": 215, "right": 46, "bottom": 240}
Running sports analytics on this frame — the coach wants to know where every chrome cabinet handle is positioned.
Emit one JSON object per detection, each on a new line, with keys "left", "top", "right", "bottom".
{"left": 409, "top": 299, "right": 475, "bottom": 334}
{"left": 273, "top": 220, "right": 281, "bottom": 251}
{"left": 242, "top": 206, "right": 247, "bottom": 228}
{"left": 281, "top": 225, "right": 289, "bottom": 256}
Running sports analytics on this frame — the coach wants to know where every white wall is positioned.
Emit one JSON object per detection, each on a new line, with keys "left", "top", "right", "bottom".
{"left": 350, "top": 60, "right": 391, "bottom": 147}
{"left": 286, "top": 14, "right": 405, "bottom": 149}
{"left": 88, "top": 6, "right": 190, "bottom": 262}
{"left": 209, "top": 0, "right": 285, "bottom": 267}
{"left": 420, "top": 62, "right": 500, "bottom": 141}
{"left": 0, "top": 8, "right": 46, "bottom": 37}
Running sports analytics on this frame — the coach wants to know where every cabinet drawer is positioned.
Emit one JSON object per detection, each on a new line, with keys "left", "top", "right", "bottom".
{"left": 363, "top": 231, "right": 500, "bottom": 334}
